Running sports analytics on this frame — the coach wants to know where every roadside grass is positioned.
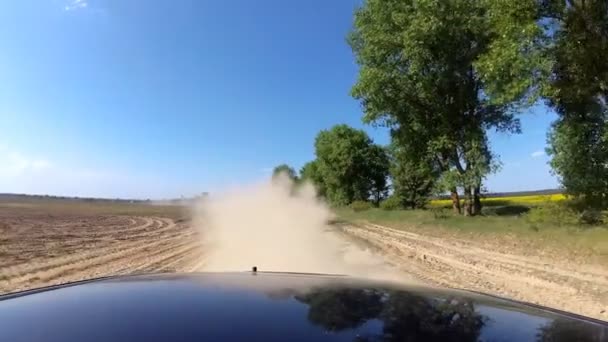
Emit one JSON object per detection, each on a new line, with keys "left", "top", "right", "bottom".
{"left": 334, "top": 206, "right": 608, "bottom": 263}
{"left": 0, "top": 198, "right": 188, "bottom": 219}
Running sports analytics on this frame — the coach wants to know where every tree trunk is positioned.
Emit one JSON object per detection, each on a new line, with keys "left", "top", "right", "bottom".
{"left": 472, "top": 186, "right": 482, "bottom": 215}
{"left": 450, "top": 188, "right": 461, "bottom": 214}
{"left": 463, "top": 186, "right": 473, "bottom": 216}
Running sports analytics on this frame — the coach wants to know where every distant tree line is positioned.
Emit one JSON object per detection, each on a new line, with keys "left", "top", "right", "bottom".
{"left": 275, "top": 0, "right": 608, "bottom": 216}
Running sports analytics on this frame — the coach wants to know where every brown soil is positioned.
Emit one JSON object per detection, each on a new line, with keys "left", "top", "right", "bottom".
{"left": 0, "top": 208, "right": 204, "bottom": 294}
{"left": 339, "top": 222, "right": 608, "bottom": 321}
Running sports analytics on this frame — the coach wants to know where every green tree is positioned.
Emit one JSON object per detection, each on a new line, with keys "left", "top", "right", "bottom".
{"left": 389, "top": 137, "right": 437, "bottom": 209}
{"left": 349, "top": 0, "right": 527, "bottom": 215}
{"left": 314, "top": 124, "right": 389, "bottom": 206}
{"left": 272, "top": 164, "right": 298, "bottom": 183}
{"left": 299, "top": 160, "right": 326, "bottom": 197}
{"left": 543, "top": 0, "right": 608, "bottom": 208}
{"left": 367, "top": 144, "right": 390, "bottom": 205}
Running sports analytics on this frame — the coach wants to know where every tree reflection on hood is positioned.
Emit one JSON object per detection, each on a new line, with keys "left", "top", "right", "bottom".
{"left": 296, "top": 287, "right": 484, "bottom": 341}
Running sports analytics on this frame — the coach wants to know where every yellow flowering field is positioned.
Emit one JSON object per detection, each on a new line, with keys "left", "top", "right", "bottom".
{"left": 430, "top": 193, "right": 566, "bottom": 206}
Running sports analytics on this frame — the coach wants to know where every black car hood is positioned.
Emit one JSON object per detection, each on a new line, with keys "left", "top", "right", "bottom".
{"left": 0, "top": 272, "right": 606, "bottom": 342}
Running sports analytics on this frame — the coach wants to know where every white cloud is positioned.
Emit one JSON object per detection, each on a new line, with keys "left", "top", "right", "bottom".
{"left": 0, "top": 145, "right": 167, "bottom": 199}
{"left": 260, "top": 167, "right": 274, "bottom": 174}
{"left": 531, "top": 150, "right": 545, "bottom": 158}
{"left": 64, "top": 0, "right": 88, "bottom": 11}
{"left": 1, "top": 151, "right": 52, "bottom": 177}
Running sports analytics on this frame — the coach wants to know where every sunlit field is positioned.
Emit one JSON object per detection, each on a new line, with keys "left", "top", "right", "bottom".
{"left": 430, "top": 193, "right": 566, "bottom": 207}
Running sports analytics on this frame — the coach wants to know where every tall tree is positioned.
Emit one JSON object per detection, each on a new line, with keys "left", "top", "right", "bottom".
{"left": 314, "top": 124, "right": 389, "bottom": 206}
{"left": 543, "top": 0, "right": 608, "bottom": 208}
{"left": 349, "top": 0, "right": 529, "bottom": 215}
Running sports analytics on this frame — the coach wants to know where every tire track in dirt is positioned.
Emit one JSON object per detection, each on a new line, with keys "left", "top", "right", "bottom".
{"left": 2, "top": 234, "right": 184, "bottom": 290}
{"left": 144, "top": 245, "right": 204, "bottom": 273}
{"left": 0, "top": 216, "right": 163, "bottom": 269}
{"left": 366, "top": 223, "right": 608, "bottom": 284}
{"left": 0, "top": 217, "right": 178, "bottom": 279}
{"left": 63, "top": 239, "right": 201, "bottom": 282}
{"left": 340, "top": 222, "right": 608, "bottom": 321}
{"left": 0, "top": 215, "right": 205, "bottom": 294}
{"left": 186, "top": 255, "right": 208, "bottom": 272}
{"left": 113, "top": 240, "right": 201, "bottom": 274}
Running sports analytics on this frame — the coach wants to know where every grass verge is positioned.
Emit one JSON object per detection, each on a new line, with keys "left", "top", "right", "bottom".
{"left": 334, "top": 207, "right": 608, "bottom": 264}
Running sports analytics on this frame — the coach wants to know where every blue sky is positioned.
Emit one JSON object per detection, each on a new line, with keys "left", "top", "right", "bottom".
{"left": 0, "top": 0, "right": 558, "bottom": 199}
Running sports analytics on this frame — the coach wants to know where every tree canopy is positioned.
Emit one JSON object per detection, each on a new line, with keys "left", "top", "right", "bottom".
{"left": 543, "top": 0, "right": 608, "bottom": 207}
{"left": 314, "top": 124, "right": 389, "bottom": 206}
{"left": 348, "top": 0, "right": 536, "bottom": 214}
{"left": 278, "top": 0, "right": 608, "bottom": 214}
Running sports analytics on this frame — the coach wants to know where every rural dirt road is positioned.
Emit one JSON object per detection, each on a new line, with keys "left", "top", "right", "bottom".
{"left": 2, "top": 203, "right": 607, "bottom": 322}
{"left": 339, "top": 222, "right": 608, "bottom": 321}
{"left": 0, "top": 213, "right": 204, "bottom": 294}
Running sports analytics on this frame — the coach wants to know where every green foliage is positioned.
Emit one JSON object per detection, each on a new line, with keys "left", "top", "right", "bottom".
{"left": 524, "top": 202, "right": 578, "bottom": 228}
{"left": 272, "top": 164, "right": 298, "bottom": 182}
{"left": 348, "top": 0, "right": 531, "bottom": 216}
{"left": 547, "top": 119, "right": 608, "bottom": 208}
{"left": 389, "top": 140, "right": 435, "bottom": 209}
{"left": 380, "top": 195, "right": 403, "bottom": 211}
{"left": 367, "top": 144, "right": 391, "bottom": 205}
{"left": 474, "top": 0, "right": 551, "bottom": 106}
{"left": 350, "top": 200, "right": 373, "bottom": 212}
{"left": 524, "top": 199, "right": 605, "bottom": 227}
{"left": 299, "top": 160, "right": 326, "bottom": 197}
{"left": 314, "top": 124, "right": 389, "bottom": 206}
{"left": 544, "top": 0, "right": 608, "bottom": 209}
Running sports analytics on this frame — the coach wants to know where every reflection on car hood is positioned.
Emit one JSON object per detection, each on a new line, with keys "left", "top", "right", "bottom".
{"left": 0, "top": 272, "right": 606, "bottom": 341}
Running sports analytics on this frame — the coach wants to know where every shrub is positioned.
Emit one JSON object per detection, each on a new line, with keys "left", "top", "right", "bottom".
{"left": 380, "top": 195, "right": 403, "bottom": 210}
{"left": 524, "top": 201, "right": 578, "bottom": 228}
{"left": 430, "top": 207, "right": 449, "bottom": 219}
{"left": 350, "top": 200, "right": 373, "bottom": 212}
{"left": 578, "top": 209, "right": 604, "bottom": 225}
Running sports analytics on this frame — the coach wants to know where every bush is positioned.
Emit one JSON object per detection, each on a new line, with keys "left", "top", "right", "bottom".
{"left": 380, "top": 195, "right": 403, "bottom": 210}
{"left": 430, "top": 207, "right": 449, "bottom": 219}
{"left": 524, "top": 201, "right": 578, "bottom": 228}
{"left": 578, "top": 209, "right": 604, "bottom": 225}
{"left": 350, "top": 200, "right": 373, "bottom": 212}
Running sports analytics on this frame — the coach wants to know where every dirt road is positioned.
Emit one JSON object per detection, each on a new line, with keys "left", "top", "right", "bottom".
{"left": 339, "top": 222, "right": 608, "bottom": 321}
{"left": 0, "top": 212, "right": 204, "bottom": 294}
{"left": 3, "top": 200, "right": 607, "bottom": 322}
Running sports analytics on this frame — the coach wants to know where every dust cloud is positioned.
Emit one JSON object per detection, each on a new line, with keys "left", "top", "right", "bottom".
{"left": 192, "top": 174, "right": 408, "bottom": 281}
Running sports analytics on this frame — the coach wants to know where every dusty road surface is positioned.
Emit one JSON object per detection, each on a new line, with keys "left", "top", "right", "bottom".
{"left": 0, "top": 202, "right": 204, "bottom": 294}
{"left": 339, "top": 222, "right": 608, "bottom": 321}
{"left": 2, "top": 197, "right": 607, "bottom": 323}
